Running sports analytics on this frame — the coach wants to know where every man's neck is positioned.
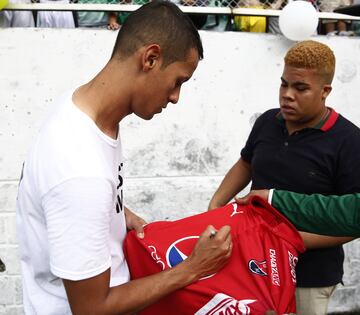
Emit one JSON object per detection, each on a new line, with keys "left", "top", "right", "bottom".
{"left": 72, "top": 62, "right": 133, "bottom": 139}
{"left": 285, "top": 106, "right": 329, "bottom": 135}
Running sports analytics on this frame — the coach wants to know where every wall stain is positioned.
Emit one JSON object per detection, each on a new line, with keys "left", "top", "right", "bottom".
{"left": 139, "top": 192, "right": 155, "bottom": 204}
{"left": 337, "top": 60, "right": 357, "bottom": 83}
{"left": 169, "top": 139, "right": 221, "bottom": 173}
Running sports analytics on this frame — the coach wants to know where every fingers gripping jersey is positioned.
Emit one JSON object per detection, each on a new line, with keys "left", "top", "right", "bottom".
{"left": 124, "top": 197, "right": 305, "bottom": 314}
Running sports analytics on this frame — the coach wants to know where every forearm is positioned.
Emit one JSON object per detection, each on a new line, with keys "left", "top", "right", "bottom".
{"left": 209, "top": 158, "right": 251, "bottom": 210}
{"left": 65, "top": 263, "right": 197, "bottom": 315}
{"left": 104, "top": 263, "right": 196, "bottom": 315}
{"left": 300, "top": 232, "right": 355, "bottom": 249}
{"left": 65, "top": 225, "right": 232, "bottom": 315}
{"left": 108, "top": 12, "right": 117, "bottom": 23}
{"left": 272, "top": 190, "right": 360, "bottom": 237}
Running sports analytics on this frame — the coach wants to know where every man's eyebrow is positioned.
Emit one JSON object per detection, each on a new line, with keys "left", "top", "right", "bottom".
{"left": 293, "top": 81, "right": 310, "bottom": 86}
{"left": 281, "top": 77, "right": 310, "bottom": 86}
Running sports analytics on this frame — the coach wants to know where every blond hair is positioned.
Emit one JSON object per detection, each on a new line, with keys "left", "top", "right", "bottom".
{"left": 284, "top": 40, "right": 335, "bottom": 84}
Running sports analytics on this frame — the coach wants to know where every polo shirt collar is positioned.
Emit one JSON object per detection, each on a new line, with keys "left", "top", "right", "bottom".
{"left": 276, "top": 107, "right": 339, "bottom": 132}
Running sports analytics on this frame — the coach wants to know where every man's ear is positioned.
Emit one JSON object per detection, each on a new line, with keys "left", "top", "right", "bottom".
{"left": 142, "top": 44, "right": 161, "bottom": 71}
{"left": 322, "top": 85, "right": 332, "bottom": 100}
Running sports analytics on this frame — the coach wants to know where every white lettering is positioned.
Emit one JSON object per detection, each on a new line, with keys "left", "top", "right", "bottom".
{"left": 195, "top": 293, "right": 256, "bottom": 315}
{"left": 148, "top": 245, "right": 165, "bottom": 270}
{"left": 288, "top": 251, "right": 298, "bottom": 284}
{"left": 269, "top": 249, "right": 280, "bottom": 286}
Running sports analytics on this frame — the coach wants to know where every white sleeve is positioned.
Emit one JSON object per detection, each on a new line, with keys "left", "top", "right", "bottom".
{"left": 42, "top": 177, "right": 116, "bottom": 281}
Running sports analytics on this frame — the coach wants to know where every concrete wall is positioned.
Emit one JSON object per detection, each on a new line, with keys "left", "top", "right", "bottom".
{"left": 0, "top": 28, "right": 360, "bottom": 313}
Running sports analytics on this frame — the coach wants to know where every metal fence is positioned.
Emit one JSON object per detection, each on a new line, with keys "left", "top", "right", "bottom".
{"left": 4, "top": 0, "right": 360, "bottom": 27}
{"left": 105, "top": 0, "right": 325, "bottom": 11}
{"left": 21, "top": 0, "right": 351, "bottom": 12}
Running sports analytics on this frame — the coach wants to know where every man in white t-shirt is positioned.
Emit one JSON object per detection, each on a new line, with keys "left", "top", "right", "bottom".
{"left": 16, "top": 2, "right": 233, "bottom": 314}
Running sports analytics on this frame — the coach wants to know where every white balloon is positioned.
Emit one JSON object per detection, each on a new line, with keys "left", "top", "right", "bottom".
{"left": 279, "top": 0, "right": 319, "bottom": 41}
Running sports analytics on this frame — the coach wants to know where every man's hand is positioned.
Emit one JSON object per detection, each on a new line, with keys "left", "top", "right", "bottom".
{"left": 107, "top": 13, "right": 121, "bottom": 31}
{"left": 124, "top": 207, "right": 147, "bottom": 239}
{"left": 63, "top": 225, "right": 232, "bottom": 315}
{"left": 235, "top": 189, "right": 270, "bottom": 205}
{"left": 184, "top": 225, "right": 232, "bottom": 279}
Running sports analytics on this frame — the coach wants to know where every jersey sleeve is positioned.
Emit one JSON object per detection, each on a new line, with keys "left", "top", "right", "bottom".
{"left": 272, "top": 190, "right": 360, "bottom": 237}
{"left": 41, "top": 177, "right": 116, "bottom": 280}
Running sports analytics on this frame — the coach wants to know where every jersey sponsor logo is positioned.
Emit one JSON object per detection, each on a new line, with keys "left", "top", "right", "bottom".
{"left": 288, "top": 251, "right": 298, "bottom": 284}
{"left": 166, "top": 236, "right": 199, "bottom": 268}
{"left": 269, "top": 249, "right": 280, "bottom": 286}
{"left": 248, "top": 259, "right": 267, "bottom": 276}
{"left": 166, "top": 236, "right": 215, "bottom": 280}
{"left": 195, "top": 293, "right": 256, "bottom": 315}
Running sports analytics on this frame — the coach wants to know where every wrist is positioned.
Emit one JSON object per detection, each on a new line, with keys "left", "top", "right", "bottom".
{"left": 172, "top": 258, "right": 199, "bottom": 286}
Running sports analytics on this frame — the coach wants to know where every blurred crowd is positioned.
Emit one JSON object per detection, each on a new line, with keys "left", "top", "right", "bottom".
{"left": 1, "top": 0, "right": 360, "bottom": 36}
{"left": 232, "top": 0, "right": 360, "bottom": 36}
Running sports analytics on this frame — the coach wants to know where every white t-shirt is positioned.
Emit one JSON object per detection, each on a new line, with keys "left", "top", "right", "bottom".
{"left": 16, "top": 90, "right": 130, "bottom": 315}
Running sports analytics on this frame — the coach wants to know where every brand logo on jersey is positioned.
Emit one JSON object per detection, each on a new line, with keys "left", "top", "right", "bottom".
{"left": 195, "top": 293, "right": 256, "bottom": 315}
{"left": 269, "top": 249, "right": 280, "bottom": 286}
{"left": 230, "top": 203, "right": 243, "bottom": 217}
{"left": 248, "top": 259, "right": 267, "bottom": 276}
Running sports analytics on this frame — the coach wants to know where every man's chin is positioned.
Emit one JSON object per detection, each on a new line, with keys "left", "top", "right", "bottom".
{"left": 137, "top": 112, "right": 156, "bottom": 121}
{"left": 281, "top": 112, "right": 298, "bottom": 121}
{"left": 135, "top": 108, "right": 162, "bottom": 120}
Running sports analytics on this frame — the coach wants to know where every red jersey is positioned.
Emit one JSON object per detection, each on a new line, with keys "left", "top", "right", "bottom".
{"left": 124, "top": 196, "right": 305, "bottom": 314}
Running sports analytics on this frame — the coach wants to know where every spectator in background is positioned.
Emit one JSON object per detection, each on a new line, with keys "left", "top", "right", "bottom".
{"left": 267, "top": 0, "right": 285, "bottom": 34}
{"left": 77, "top": 0, "right": 120, "bottom": 30}
{"left": 233, "top": 0, "right": 267, "bottom": 33}
{"left": 0, "top": 0, "right": 34, "bottom": 27}
{"left": 320, "top": 0, "right": 354, "bottom": 35}
{"left": 180, "top": 0, "right": 208, "bottom": 30}
{"left": 36, "top": 0, "right": 75, "bottom": 28}
{"left": 112, "top": 0, "right": 150, "bottom": 31}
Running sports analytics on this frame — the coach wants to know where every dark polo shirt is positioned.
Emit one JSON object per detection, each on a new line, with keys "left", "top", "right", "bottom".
{"left": 241, "top": 108, "right": 360, "bottom": 287}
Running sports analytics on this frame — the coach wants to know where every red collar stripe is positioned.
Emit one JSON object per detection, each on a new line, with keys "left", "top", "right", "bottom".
{"left": 321, "top": 108, "right": 339, "bottom": 132}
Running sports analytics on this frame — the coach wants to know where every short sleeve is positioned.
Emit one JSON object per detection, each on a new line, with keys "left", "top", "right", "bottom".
{"left": 240, "top": 111, "right": 268, "bottom": 163}
{"left": 42, "top": 177, "right": 116, "bottom": 281}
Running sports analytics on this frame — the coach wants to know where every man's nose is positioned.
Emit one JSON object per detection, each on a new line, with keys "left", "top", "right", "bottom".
{"left": 169, "top": 88, "right": 180, "bottom": 104}
{"left": 281, "top": 87, "right": 295, "bottom": 100}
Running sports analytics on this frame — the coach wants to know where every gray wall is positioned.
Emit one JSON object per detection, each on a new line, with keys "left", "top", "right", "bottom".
{"left": 0, "top": 28, "right": 359, "bottom": 313}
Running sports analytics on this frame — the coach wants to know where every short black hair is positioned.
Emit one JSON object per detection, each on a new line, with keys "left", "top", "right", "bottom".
{"left": 111, "top": 0, "right": 203, "bottom": 67}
